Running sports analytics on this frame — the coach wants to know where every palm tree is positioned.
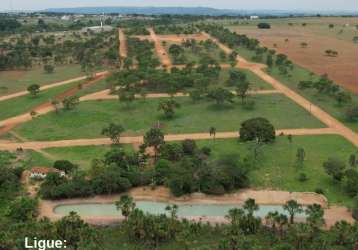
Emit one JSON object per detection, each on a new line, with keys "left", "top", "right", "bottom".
{"left": 209, "top": 127, "right": 216, "bottom": 140}
{"left": 305, "top": 204, "right": 325, "bottom": 233}
{"left": 226, "top": 208, "right": 245, "bottom": 225}
{"left": 275, "top": 214, "right": 288, "bottom": 238}
{"left": 265, "top": 211, "right": 279, "bottom": 231}
{"left": 283, "top": 200, "right": 303, "bottom": 224}
{"left": 115, "top": 195, "right": 136, "bottom": 220}
{"left": 243, "top": 199, "right": 259, "bottom": 216}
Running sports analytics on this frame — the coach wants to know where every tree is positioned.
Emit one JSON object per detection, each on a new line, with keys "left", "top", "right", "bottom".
{"left": 44, "top": 64, "right": 54, "bottom": 74}
{"left": 55, "top": 212, "right": 94, "bottom": 250}
{"left": 257, "top": 23, "right": 271, "bottom": 29}
{"left": 144, "top": 128, "right": 165, "bottom": 158}
{"left": 207, "top": 88, "right": 235, "bottom": 106}
{"left": 27, "top": 84, "right": 40, "bottom": 97}
{"left": 6, "top": 197, "right": 38, "bottom": 222}
{"left": 296, "top": 148, "right": 306, "bottom": 166}
{"left": 158, "top": 99, "right": 181, "bottom": 119}
{"left": 53, "top": 160, "right": 78, "bottom": 174}
{"left": 51, "top": 99, "right": 61, "bottom": 114}
{"left": 119, "top": 90, "right": 135, "bottom": 106}
{"left": 240, "top": 117, "right": 275, "bottom": 143}
{"left": 349, "top": 154, "right": 357, "bottom": 168}
{"left": 236, "top": 81, "right": 250, "bottom": 104}
{"left": 283, "top": 200, "right": 303, "bottom": 224}
{"left": 352, "top": 195, "right": 358, "bottom": 219}
{"left": 115, "top": 195, "right": 136, "bottom": 220}
{"left": 323, "top": 158, "right": 346, "bottom": 181}
{"left": 101, "top": 123, "right": 125, "bottom": 144}
{"left": 62, "top": 96, "right": 79, "bottom": 111}
{"left": 335, "top": 91, "right": 352, "bottom": 106}
{"left": 209, "top": 127, "right": 216, "bottom": 139}
{"left": 305, "top": 204, "right": 325, "bottom": 232}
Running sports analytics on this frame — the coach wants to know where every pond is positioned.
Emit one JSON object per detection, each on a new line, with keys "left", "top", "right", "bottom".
{"left": 54, "top": 200, "right": 307, "bottom": 218}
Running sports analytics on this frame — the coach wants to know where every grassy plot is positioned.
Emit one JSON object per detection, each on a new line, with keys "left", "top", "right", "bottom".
{"left": 164, "top": 41, "right": 230, "bottom": 65}
{"left": 0, "top": 80, "right": 83, "bottom": 121}
{"left": 218, "top": 68, "right": 274, "bottom": 90}
{"left": 0, "top": 65, "right": 83, "bottom": 96}
{"left": 196, "top": 135, "right": 357, "bottom": 206}
{"left": 267, "top": 65, "right": 358, "bottom": 132}
{"left": 14, "top": 94, "right": 324, "bottom": 141}
{"left": 44, "top": 145, "right": 134, "bottom": 171}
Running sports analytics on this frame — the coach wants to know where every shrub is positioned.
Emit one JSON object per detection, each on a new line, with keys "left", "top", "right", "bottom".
{"left": 352, "top": 195, "right": 358, "bottom": 220}
{"left": 298, "top": 173, "right": 308, "bottom": 182}
{"left": 315, "top": 188, "right": 325, "bottom": 195}
{"left": 257, "top": 23, "right": 271, "bottom": 29}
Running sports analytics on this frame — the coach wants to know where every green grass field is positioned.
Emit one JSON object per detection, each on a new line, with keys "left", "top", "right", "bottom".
{"left": 197, "top": 135, "right": 357, "bottom": 206}
{"left": 267, "top": 65, "right": 358, "bottom": 132}
{"left": 14, "top": 94, "right": 324, "bottom": 141}
{"left": 0, "top": 81, "right": 84, "bottom": 121}
{"left": 26, "top": 145, "right": 134, "bottom": 171}
{"left": 0, "top": 65, "right": 84, "bottom": 96}
{"left": 218, "top": 68, "right": 274, "bottom": 90}
{"left": 164, "top": 41, "right": 230, "bottom": 65}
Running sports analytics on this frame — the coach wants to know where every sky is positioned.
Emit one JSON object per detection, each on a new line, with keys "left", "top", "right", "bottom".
{"left": 2, "top": 0, "right": 358, "bottom": 12}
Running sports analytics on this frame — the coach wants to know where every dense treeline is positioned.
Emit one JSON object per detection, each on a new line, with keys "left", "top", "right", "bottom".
{"left": 0, "top": 29, "right": 118, "bottom": 71}
{"left": 125, "top": 38, "right": 160, "bottom": 69}
{"left": 154, "top": 24, "right": 198, "bottom": 34}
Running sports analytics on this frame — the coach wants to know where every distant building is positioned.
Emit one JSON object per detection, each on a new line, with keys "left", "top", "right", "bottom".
{"left": 61, "top": 15, "right": 71, "bottom": 21}
{"left": 30, "top": 166, "right": 65, "bottom": 179}
{"left": 250, "top": 16, "right": 260, "bottom": 20}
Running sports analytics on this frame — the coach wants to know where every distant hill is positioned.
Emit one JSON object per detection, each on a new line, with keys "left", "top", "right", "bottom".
{"left": 44, "top": 6, "right": 244, "bottom": 16}
{"left": 42, "top": 6, "right": 358, "bottom": 16}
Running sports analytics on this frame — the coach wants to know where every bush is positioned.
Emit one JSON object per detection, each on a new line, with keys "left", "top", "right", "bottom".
{"left": 257, "top": 23, "right": 271, "bottom": 29}
{"left": 242, "top": 100, "right": 256, "bottom": 110}
{"left": 298, "top": 173, "right": 308, "bottom": 182}
{"left": 315, "top": 188, "right": 325, "bottom": 195}
{"left": 352, "top": 195, "right": 358, "bottom": 220}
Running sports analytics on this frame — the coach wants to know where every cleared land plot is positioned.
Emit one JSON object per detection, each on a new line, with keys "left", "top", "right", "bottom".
{"left": 228, "top": 19, "right": 358, "bottom": 92}
{"left": 0, "top": 81, "right": 83, "bottom": 121}
{"left": 14, "top": 95, "right": 324, "bottom": 141}
{"left": 196, "top": 135, "right": 357, "bottom": 206}
{"left": 0, "top": 65, "right": 83, "bottom": 96}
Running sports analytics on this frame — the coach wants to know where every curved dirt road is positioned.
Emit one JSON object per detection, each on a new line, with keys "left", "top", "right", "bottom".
{"left": 0, "top": 128, "right": 337, "bottom": 151}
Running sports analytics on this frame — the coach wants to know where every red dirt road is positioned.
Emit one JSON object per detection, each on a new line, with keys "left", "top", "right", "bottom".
{"left": 118, "top": 28, "right": 127, "bottom": 59}
{"left": 0, "top": 128, "right": 337, "bottom": 151}
{"left": 148, "top": 28, "right": 172, "bottom": 67}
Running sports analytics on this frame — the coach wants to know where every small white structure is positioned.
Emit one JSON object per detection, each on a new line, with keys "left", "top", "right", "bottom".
{"left": 250, "top": 16, "right": 260, "bottom": 20}
{"left": 30, "top": 167, "right": 65, "bottom": 179}
{"left": 61, "top": 15, "right": 71, "bottom": 21}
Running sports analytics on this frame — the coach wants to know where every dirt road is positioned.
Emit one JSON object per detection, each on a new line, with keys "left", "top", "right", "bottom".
{"left": 118, "top": 28, "right": 127, "bottom": 59}
{"left": 0, "top": 128, "right": 337, "bottom": 151}
{"left": 0, "top": 73, "right": 108, "bottom": 134}
{"left": 79, "top": 89, "right": 281, "bottom": 101}
{"left": 0, "top": 71, "right": 108, "bottom": 102}
{"left": 148, "top": 28, "right": 172, "bottom": 67}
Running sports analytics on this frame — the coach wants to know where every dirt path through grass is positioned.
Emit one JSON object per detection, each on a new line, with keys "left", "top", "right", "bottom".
{"left": 148, "top": 28, "right": 172, "bottom": 67}
{"left": 0, "top": 74, "right": 108, "bottom": 135}
{"left": 118, "top": 28, "right": 127, "bottom": 59}
{"left": 0, "top": 71, "right": 108, "bottom": 102}
{"left": 0, "top": 128, "right": 337, "bottom": 151}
